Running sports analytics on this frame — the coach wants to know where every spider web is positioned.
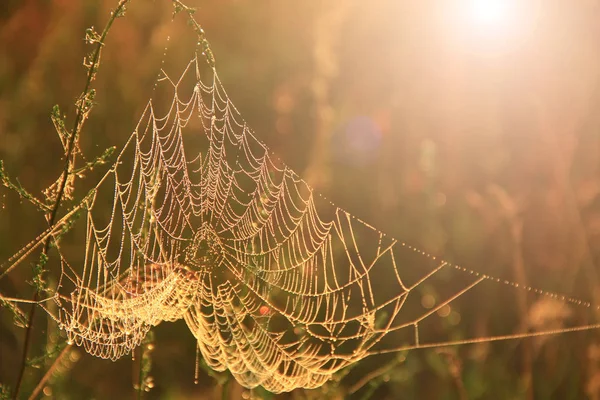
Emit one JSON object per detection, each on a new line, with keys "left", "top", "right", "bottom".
{"left": 2, "top": 20, "right": 600, "bottom": 394}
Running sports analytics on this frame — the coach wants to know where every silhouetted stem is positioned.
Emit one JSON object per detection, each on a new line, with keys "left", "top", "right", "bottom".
{"left": 26, "top": 344, "right": 71, "bottom": 400}
{"left": 13, "top": 1, "right": 129, "bottom": 398}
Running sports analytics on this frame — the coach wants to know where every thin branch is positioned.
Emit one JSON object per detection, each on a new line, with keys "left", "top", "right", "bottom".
{"left": 13, "top": 1, "right": 130, "bottom": 397}
{"left": 26, "top": 344, "right": 72, "bottom": 400}
{"left": 347, "top": 356, "right": 402, "bottom": 395}
{"left": 172, "top": 0, "right": 216, "bottom": 67}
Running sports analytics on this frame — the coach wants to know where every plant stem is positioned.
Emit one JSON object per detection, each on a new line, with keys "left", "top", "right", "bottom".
{"left": 136, "top": 346, "right": 142, "bottom": 400}
{"left": 137, "top": 346, "right": 143, "bottom": 400}
{"left": 221, "top": 379, "right": 230, "bottom": 400}
{"left": 347, "top": 356, "right": 401, "bottom": 395}
{"left": 13, "top": 1, "right": 129, "bottom": 397}
{"left": 26, "top": 344, "right": 71, "bottom": 400}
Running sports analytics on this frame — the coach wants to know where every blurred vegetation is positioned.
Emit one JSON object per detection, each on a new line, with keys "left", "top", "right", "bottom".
{"left": 1, "top": 0, "right": 600, "bottom": 399}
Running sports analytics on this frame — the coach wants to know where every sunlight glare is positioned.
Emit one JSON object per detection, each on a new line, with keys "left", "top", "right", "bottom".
{"left": 469, "top": 0, "right": 513, "bottom": 30}
{"left": 471, "top": 0, "right": 513, "bottom": 27}
{"left": 448, "top": 0, "right": 538, "bottom": 55}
